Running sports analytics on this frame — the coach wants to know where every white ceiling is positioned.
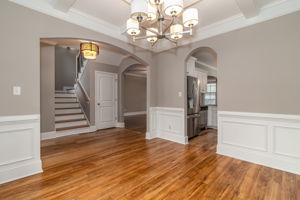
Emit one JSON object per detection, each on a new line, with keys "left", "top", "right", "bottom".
{"left": 10, "top": 0, "right": 300, "bottom": 52}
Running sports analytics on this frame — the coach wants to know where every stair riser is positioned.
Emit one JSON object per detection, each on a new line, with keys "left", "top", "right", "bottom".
{"left": 55, "top": 120, "right": 88, "bottom": 129}
{"left": 55, "top": 103, "right": 80, "bottom": 108}
{"left": 55, "top": 98, "right": 77, "bottom": 103}
{"left": 55, "top": 93, "right": 76, "bottom": 98}
{"left": 55, "top": 109, "right": 82, "bottom": 114}
{"left": 55, "top": 114, "right": 85, "bottom": 121}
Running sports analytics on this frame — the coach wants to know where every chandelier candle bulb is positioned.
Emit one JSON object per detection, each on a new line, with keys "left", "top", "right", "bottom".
{"left": 183, "top": 8, "right": 199, "bottom": 28}
{"left": 146, "top": 28, "right": 158, "bottom": 43}
{"left": 131, "top": 0, "right": 148, "bottom": 22}
{"left": 164, "top": 0, "right": 183, "bottom": 16}
{"left": 126, "top": 18, "right": 141, "bottom": 36}
{"left": 149, "top": 0, "right": 164, "bottom": 5}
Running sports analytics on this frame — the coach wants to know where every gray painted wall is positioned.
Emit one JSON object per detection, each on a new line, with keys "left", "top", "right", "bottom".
{"left": 40, "top": 45, "right": 55, "bottom": 133}
{"left": 154, "top": 11, "right": 300, "bottom": 115}
{"left": 55, "top": 46, "right": 78, "bottom": 90}
{"left": 0, "top": 1, "right": 153, "bottom": 117}
{"left": 124, "top": 75, "right": 147, "bottom": 113}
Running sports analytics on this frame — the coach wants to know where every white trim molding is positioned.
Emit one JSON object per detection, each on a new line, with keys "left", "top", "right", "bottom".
{"left": 115, "top": 122, "right": 125, "bottom": 128}
{"left": 41, "top": 125, "right": 96, "bottom": 141}
{"left": 0, "top": 115, "right": 43, "bottom": 184}
{"left": 124, "top": 111, "right": 147, "bottom": 117}
{"left": 217, "top": 111, "right": 300, "bottom": 175}
{"left": 148, "top": 107, "right": 187, "bottom": 144}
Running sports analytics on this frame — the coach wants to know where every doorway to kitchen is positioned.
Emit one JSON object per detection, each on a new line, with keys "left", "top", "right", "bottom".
{"left": 185, "top": 47, "right": 218, "bottom": 142}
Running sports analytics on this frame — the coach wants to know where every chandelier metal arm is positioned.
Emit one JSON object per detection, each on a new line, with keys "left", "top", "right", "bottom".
{"left": 133, "top": 35, "right": 157, "bottom": 41}
{"left": 140, "top": 25, "right": 159, "bottom": 35}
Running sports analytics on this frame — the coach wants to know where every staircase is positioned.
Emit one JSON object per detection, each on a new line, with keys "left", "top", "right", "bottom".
{"left": 55, "top": 90, "right": 90, "bottom": 134}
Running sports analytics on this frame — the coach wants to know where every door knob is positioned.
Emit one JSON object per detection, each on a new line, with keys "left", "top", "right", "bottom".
{"left": 97, "top": 103, "right": 100, "bottom": 106}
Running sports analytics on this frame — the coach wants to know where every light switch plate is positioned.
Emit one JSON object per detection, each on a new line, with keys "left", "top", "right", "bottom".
{"left": 13, "top": 86, "right": 21, "bottom": 96}
{"left": 178, "top": 91, "right": 182, "bottom": 97}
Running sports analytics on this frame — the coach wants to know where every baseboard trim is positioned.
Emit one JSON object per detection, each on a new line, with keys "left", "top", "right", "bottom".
{"left": 0, "top": 160, "right": 43, "bottom": 184}
{"left": 124, "top": 111, "right": 147, "bottom": 117}
{"left": 115, "top": 122, "right": 125, "bottom": 128}
{"left": 41, "top": 126, "right": 96, "bottom": 140}
{"left": 217, "top": 144, "right": 300, "bottom": 175}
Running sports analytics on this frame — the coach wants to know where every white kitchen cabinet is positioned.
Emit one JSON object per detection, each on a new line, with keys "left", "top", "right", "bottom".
{"left": 196, "top": 70, "right": 207, "bottom": 93}
{"left": 186, "top": 57, "right": 197, "bottom": 77}
{"left": 208, "top": 106, "right": 218, "bottom": 129}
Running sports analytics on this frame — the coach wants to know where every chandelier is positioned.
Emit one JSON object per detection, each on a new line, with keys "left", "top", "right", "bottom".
{"left": 126, "top": 0, "right": 199, "bottom": 46}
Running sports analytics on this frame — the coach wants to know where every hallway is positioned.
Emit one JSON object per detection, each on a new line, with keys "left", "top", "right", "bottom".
{"left": 0, "top": 129, "right": 298, "bottom": 200}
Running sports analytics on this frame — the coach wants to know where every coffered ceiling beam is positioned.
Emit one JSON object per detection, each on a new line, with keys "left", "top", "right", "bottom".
{"left": 235, "top": 0, "right": 258, "bottom": 18}
{"left": 52, "top": 0, "right": 77, "bottom": 12}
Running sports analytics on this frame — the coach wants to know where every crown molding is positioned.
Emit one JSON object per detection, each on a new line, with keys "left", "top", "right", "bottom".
{"left": 9, "top": 0, "right": 300, "bottom": 53}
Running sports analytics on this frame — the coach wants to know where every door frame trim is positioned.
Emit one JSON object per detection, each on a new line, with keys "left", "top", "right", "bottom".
{"left": 95, "top": 71, "right": 118, "bottom": 130}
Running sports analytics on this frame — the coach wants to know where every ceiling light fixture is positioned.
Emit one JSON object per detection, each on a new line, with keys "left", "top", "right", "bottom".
{"left": 125, "top": 0, "right": 199, "bottom": 46}
{"left": 80, "top": 42, "right": 99, "bottom": 60}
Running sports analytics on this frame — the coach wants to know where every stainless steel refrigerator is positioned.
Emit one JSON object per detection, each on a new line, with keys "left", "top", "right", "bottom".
{"left": 187, "top": 76, "right": 202, "bottom": 138}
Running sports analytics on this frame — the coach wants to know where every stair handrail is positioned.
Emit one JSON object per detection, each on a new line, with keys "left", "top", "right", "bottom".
{"left": 76, "top": 79, "right": 90, "bottom": 103}
{"left": 76, "top": 53, "right": 90, "bottom": 104}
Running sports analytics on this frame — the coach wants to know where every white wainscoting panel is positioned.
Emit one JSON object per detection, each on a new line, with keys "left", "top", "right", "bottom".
{"left": 217, "top": 111, "right": 300, "bottom": 175}
{"left": 0, "top": 115, "right": 43, "bottom": 184}
{"left": 147, "top": 107, "right": 187, "bottom": 144}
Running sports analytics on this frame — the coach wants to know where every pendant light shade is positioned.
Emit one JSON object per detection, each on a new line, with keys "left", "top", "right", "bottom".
{"left": 183, "top": 8, "right": 199, "bottom": 27}
{"left": 131, "top": 0, "right": 148, "bottom": 22}
{"left": 170, "top": 24, "right": 183, "bottom": 40}
{"left": 80, "top": 43, "right": 99, "bottom": 60}
{"left": 126, "top": 18, "right": 141, "bottom": 36}
{"left": 164, "top": 0, "right": 183, "bottom": 16}
{"left": 146, "top": 28, "right": 158, "bottom": 43}
{"left": 147, "top": 3, "right": 157, "bottom": 21}
{"left": 148, "top": 0, "right": 164, "bottom": 5}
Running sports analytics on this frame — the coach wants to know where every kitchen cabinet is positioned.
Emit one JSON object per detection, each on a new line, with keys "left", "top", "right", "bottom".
{"left": 208, "top": 106, "right": 217, "bottom": 128}
{"left": 186, "top": 57, "right": 197, "bottom": 77}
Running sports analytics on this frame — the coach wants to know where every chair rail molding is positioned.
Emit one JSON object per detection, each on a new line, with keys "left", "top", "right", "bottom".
{"left": 0, "top": 115, "right": 43, "bottom": 184}
{"left": 217, "top": 111, "right": 300, "bottom": 175}
{"left": 148, "top": 107, "right": 187, "bottom": 144}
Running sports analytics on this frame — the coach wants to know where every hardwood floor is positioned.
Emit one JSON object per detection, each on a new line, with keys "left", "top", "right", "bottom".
{"left": 0, "top": 129, "right": 299, "bottom": 200}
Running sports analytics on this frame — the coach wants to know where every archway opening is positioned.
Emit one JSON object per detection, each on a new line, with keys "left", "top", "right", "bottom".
{"left": 40, "top": 38, "right": 150, "bottom": 142}
{"left": 184, "top": 47, "right": 218, "bottom": 145}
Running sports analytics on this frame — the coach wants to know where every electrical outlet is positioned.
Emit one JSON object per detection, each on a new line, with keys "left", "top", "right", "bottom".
{"left": 178, "top": 91, "right": 182, "bottom": 97}
{"left": 13, "top": 86, "right": 21, "bottom": 96}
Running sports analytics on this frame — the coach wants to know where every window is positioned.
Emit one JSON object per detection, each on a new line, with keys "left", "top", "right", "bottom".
{"left": 205, "top": 83, "right": 216, "bottom": 105}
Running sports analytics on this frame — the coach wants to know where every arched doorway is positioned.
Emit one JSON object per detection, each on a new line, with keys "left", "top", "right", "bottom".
{"left": 40, "top": 38, "right": 150, "bottom": 140}
{"left": 184, "top": 47, "right": 218, "bottom": 143}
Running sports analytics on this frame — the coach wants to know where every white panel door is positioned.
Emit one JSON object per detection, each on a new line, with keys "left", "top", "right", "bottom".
{"left": 95, "top": 72, "right": 117, "bottom": 130}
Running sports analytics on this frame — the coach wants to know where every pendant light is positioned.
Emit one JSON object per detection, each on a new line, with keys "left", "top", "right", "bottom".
{"left": 80, "top": 43, "right": 99, "bottom": 60}
{"left": 183, "top": 8, "right": 199, "bottom": 28}
{"left": 131, "top": 0, "right": 148, "bottom": 22}
{"left": 126, "top": 18, "right": 141, "bottom": 36}
{"left": 146, "top": 28, "right": 158, "bottom": 43}
{"left": 164, "top": 0, "right": 183, "bottom": 16}
{"left": 170, "top": 24, "right": 183, "bottom": 40}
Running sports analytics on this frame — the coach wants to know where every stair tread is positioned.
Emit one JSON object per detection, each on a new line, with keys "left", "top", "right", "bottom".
{"left": 56, "top": 124, "right": 89, "bottom": 131}
{"left": 55, "top": 107, "right": 81, "bottom": 110}
{"left": 55, "top": 119, "right": 86, "bottom": 123}
{"left": 55, "top": 113, "right": 83, "bottom": 116}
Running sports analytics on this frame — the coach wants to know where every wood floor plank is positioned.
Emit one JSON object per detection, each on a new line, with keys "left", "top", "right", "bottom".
{"left": 0, "top": 128, "right": 299, "bottom": 200}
